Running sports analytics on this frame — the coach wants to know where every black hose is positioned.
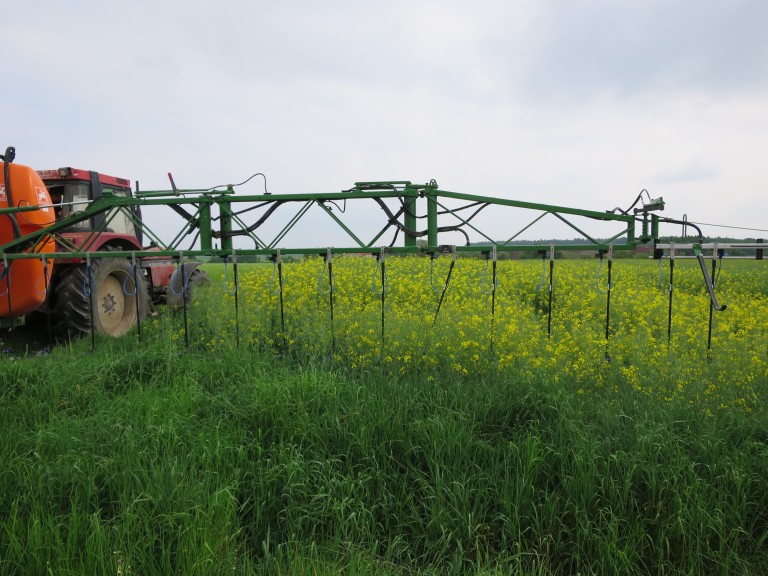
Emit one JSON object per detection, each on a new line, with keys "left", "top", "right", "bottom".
{"left": 1, "top": 146, "right": 23, "bottom": 240}
{"left": 658, "top": 217, "right": 704, "bottom": 241}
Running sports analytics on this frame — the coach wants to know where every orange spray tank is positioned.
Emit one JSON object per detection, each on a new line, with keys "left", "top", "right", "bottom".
{"left": 0, "top": 162, "right": 56, "bottom": 318}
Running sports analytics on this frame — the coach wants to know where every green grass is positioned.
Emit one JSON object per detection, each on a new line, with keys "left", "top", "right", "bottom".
{"left": 1, "top": 325, "right": 768, "bottom": 575}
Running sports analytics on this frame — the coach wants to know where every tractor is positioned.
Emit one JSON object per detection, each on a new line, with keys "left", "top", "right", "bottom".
{"left": 0, "top": 146, "right": 206, "bottom": 337}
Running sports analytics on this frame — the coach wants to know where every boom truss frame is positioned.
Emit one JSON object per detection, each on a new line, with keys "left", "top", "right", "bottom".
{"left": 0, "top": 179, "right": 667, "bottom": 261}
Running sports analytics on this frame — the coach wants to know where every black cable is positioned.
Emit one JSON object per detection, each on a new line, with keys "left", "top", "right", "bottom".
{"left": 412, "top": 200, "right": 486, "bottom": 219}
{"left": 230, "top": 200, "right": 274, "bottom": 218}
{"left": 14, "top": 199, "right": 56, "bottom": 227}
{"left": 436, "top": 225, "right": 470, "bottom": 245}
{"left": 187, "top": 230, "right": 201, "bottom": 251}
{"left": 222, "top": 201, "right": 285, "bottom": 238}
{"left": 436, "top": 201, "right": 487, "bottom": 216}
{"left": 205, "top": 172, "right": 270, "bottom": 194}
{"left": 373, "top": 197, "right": 471, "bottom": 245}
{"left": 2, "top": 146, "right": 23, "bottom": 240}
{"left": 657, "top": 217, "right": 704, "bottom": 240}
{"left": 609, "top": 189, "right": 650, "bottom": 215}
{"left": 388, "top": 227, "right": 399, "bottom": 248}
{"left": 653, "top": 216, "right": 767, "bottom": 239}
{"left": 685, "top": 221, "right": 768, "bottom": 234}
{"left": 326, "top": 199, "right": 347, "bottom": 213}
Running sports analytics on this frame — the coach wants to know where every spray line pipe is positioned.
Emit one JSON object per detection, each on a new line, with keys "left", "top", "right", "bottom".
{"left": 480, "top": 245, "right": 498, "bottom": 358}
{"left": 1, "top": 257, "right": 11, "bottom": 322}
{"left": 129, "top": 252, "right": 143, "bottom": 343}
{"left": 223, "top": 249, "right": 240, "bottom": 348}
{"left": 178, "top": 252, "right": 190, "bottom": 348}
{"left": 665, "top": 244, "right": 675, "bottom": 344}
{"left": 432, "top": 246, "right": 457, "bottom": 326}
{"left": 603, "top": 246, "right": 613, "bottom": 362}
{"left": 84, "top": 254, "right": 96, "bottom": 352}
{"left": 318, "top": 248, "right": 336, "bottom": 354}
{"left": 373, "top": 248, "right": 388, "bottom": 351}
{"left": 547, "top": 243, "right": 555, "bottom": 338}
{"left": 269, "top": 250, "right": 287, "bottom": 350}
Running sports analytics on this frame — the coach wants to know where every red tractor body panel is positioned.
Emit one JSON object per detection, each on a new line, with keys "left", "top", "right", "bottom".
{"left": 37, "top": 167, "right": 131, "bottom": 189}
{"left": 144, "top": 257, "right": 177, "bottom": 288}
{"left": 37, "top": 167, "right": 176, "bottom": 299}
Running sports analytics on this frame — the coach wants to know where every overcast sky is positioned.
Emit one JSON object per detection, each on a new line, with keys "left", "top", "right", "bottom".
{"left": 4, "top": 1, "right": 768, "bottom": 246}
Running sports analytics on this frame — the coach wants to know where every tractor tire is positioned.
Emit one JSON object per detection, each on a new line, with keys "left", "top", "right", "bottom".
{"left": 166, "top": 268, "right": 210, "bottom": 308}
{"left": 187, "top": 268, "right": 210, "bottom": 293}
{"left": 52, "top": 259, "right": 149, "bottom": 337}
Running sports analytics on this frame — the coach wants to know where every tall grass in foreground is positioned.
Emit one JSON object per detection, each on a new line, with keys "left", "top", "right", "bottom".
{"left": 1, "top": 327, "right": 768, "bottom": 574}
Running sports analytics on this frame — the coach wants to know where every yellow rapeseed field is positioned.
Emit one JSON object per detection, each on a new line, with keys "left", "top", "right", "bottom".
{"left": 185, "top": 255, "right": 768, "bottom": 412}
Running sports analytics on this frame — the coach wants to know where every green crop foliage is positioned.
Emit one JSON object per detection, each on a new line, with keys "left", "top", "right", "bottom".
{"left": 1, "top": 257, "right": 767, "bottom": 574}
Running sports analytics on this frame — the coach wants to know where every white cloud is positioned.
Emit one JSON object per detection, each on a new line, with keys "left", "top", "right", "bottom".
{"left": 2, "top": 0, "right": 767, "bottom": 245}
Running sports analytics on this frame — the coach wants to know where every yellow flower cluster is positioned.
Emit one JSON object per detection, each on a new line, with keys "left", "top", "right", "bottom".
{"left": 186, "top": 255, "right": 768, "bottom": 411}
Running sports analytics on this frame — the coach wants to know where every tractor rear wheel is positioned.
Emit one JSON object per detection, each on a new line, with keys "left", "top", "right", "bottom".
{"left": 53, "top": 259, "right": 149, "bottom": 337}
{"left": 166, "top": 267, "right": 210, "bottom": 308}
